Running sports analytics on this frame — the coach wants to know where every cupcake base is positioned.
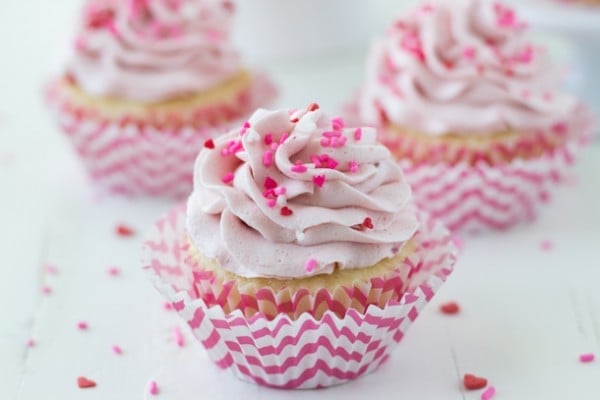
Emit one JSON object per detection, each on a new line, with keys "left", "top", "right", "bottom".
{"left": 45, "top": 73, "right": 277, "bottom": 198}
{"left": 143, "top": 205, "right": 456, "bottom": 389}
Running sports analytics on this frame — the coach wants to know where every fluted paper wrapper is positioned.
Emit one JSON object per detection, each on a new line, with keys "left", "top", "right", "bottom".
{"left": 45, "top": 74, "right": 276, "bottom": 198}
{"left": 143, "top": 205, "right": 457, "bottom": 389}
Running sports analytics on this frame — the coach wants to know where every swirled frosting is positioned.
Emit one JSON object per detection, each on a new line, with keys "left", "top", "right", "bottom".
{"left": 360, "top": 0, "right": 580, "bottom": 135}
{"left": 186, "top": 107, "right": 419, "bottom": 279}
{"left": 67, "top": 0, "right": 241, "bottom": 102}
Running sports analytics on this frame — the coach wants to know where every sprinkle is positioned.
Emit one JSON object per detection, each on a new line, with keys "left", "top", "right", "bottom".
{"left": 148, "top": 380, "right": 159, "bottom": 396}
{"left": 313, "top": 175, "right": 326, "bottom": 188}
{"left": 331, "top": 117, "right": 345, "bottom": 131}
{"left": 107, "top": 266, "right": 120, "bottom": 276}
{"left": 463, "top": 46, "right": 476, "bottom": 60}
{"left": 273, "top": 186, "right": 287, "bottom": 196}
{"left": 291, "top": 163, "right": 307, "bottom": 173}
{"left": 540, "top": 240, "right": 554, "bottom": 251}
{"left": 551, "top": 122, "right": 567, "bottom": 136}
{"left": 42, "top": 286, "right": 52, "bottom": 295}
{"left": 440, "top": 301, "right": 460, "bottom": 315}
{"left": 354, "top": 128, "right": 362, "bottom": 141}
{"left": 77, "top": 376, "right": 97, "bottom": 389}
{"left": 280, "top": 206, "right": 293, "bottom": 216}
{"left": 77, "top": 321, "right": 89, "bottom": 330}
{"left": 290, "top": 117, "right": 299, "bottom": 123}
{"left": 463, "top": 374, "right": 488, "bottom": 390}
{"left": 307, "top": 103, "right": 320, "bottom": 111}
{"left": 203, "top": 139, "right": 215, "bottom": 149}
{"left": 452, "top": 236, "right": 464, "bottom": 251}
{"left": 45, "top": 264, "right": 59, "bottom": 275}
{"left": 112, "top": 345, "right": 123, "bottom": 355}
{"left": 222, "top": 172, "right": 235, "bottom": 184}
{"left": 164, "top": 302, "right": 173, "bottom": 311}
{"left": 264, "top": 133, "right": 273, "bottom": 145}
{"left": 239, "top": 121, "right": 251, "bottom": 136}
{"left": 579, "top": 353, "right": 595, "bottom": 363}
{"left": 363, "top": 217, "right": 374, "bottom": 229}
{"left": 320, "top": 137, "right": 331, "bottom": 147}
{"left": 349, "top": 161, "right": 359, "bottom": 173}
{"left": 115, "top": 224, "right": 135, "bottom": 237}
{"left": 173, "top": 327, "right": 185, "bottom": 347}
{"left": 27, "top": 338, "right": 35, "bottom": 347}
{"left": 262, "top": 150, "right": 273, "bottom": 167}
{"left": 481, "top": 386, "right": 496, "bottom": 400}
{"left": 264, "top": 176, "right": 277, "bottom": 190}
{"left": 267, "top": 199, "right": 277, "bottom": 208}
{"left": 305, "top": 258, "right": 318, "bottom": 273}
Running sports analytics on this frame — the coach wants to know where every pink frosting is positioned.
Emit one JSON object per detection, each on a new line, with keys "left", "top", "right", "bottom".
{"left": 67, "top": 0, "right": 241, "bottom": 102}
{"left": 360, "top": 0, "right": 580, "bottom": 135}
{"left": 186, "top": 107, "right": 419, "bottom": 279}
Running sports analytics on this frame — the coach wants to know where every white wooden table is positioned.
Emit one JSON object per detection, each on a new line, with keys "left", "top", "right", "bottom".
{"left": 2, "top": 1, "right": 600, "bottom": 399}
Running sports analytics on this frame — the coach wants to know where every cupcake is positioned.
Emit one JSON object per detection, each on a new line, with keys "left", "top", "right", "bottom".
{"left": 46, "top": 0, "right": 276, "bottom": 197}
{"left": 353, "top": 0, "right": 594, "bottom": 232}
{"left": 144, "top": 105, "right": 457, "bottom": 389}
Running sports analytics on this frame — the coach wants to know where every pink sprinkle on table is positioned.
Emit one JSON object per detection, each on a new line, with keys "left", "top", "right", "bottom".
{"left": 164, "top": 302, "right": 173, "bottom": 311}
{"left": 173, "top": 327, "right": 185, "bottom": 347}
{"left": 112, "top": 345, "right": 123, "bottom": 355}
{"left": 42, "top": 286, "right": 52, "bottom": 295}
{"left": 540, "top": 240, "right": 554, "bottom": 251}
{"left": 45, "top": 264, "right": 59, "bottom": 275}
{"left": 77, "top": 321, "right": 89, "bottom": 331}
{"left": 115, "top": 224, "right": 135, "bottom": 237}
{"left": 107, "top": 266, "right": 120, "bottom": 276}
{"left": 579, "top": 353, "right": 595, "bottom": 363}
{"left": 149, "top": 380, "right": 159, "bottom": 395}
{"left": 481, "top": 386, "right": 496, "bottom": 400}
{"left": 27, "top": 338, "right": 35, "bottom": 347}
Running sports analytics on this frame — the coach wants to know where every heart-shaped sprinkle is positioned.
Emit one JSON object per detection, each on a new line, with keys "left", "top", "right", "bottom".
{"left": 313, "top": 175, "right": 325, "bottom": 188}
{"left": 463, "top": 374, "right": 488, "bottom": 390}
{"left": 203, "top": 139, "right": 215, "bottom": 149}
{"left": 363, "top": 217, "right": 374, "bottom": 229}
{"left": 280, "top": 206, "right": 293, "bottom": 216}
{"left": 77, "top": 376, "right": 97, "bottom": 389}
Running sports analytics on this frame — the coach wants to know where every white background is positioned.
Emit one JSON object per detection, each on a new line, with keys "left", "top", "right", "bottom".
{"left": 1, "top": 1, "right": 599, "bottom": 399}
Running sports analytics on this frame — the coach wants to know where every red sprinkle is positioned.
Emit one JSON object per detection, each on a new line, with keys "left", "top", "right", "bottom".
{"left": 463, "top": 374, "right": 488, "bottom": 390}
{"left": 77, "top": 376, "right": 97, "bottom": 389}
{"left": 290, "top": 117, "right": 299, "bottom": 123}
{"left": 203, "top": 138, "right": 215, "bottom": 149}
{"left": 280, "top": 206, "right": 293, "bottom": 216}
{"left": 313, "top": 175, "right": 326, "bottom": 188}
{"left": 363, "top": 217, "right": 374, "bottom": 229}
{"left": 440, "top": 301, "right": 460, "bottom": 315}
{"left": 264, "top": 176, "right": 277, "bottom": 190}
{"left": 307, "top": 103, "right": 320, "bottom": 111}
{"left": 115, "top": 224, "right": 135, "bottom": 237}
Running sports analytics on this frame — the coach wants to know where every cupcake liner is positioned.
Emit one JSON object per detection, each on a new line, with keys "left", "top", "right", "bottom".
{"left": 401, "top": 138, "right": 587, "bottom": 233}
{"left": 45, "top": 73, "right": 277, "bottom": 198}
{"left": 143, "top": 205, "right": 457, "bottom": 389}
{"left": 185, "top": 240, "right": 418, "bottom": 321}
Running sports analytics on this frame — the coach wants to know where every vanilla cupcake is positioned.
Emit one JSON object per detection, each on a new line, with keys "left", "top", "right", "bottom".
{"left": 46, "top": 0, "right": 276, "bottom": 197}
{"left": 355, "top": 0, "right": 593, "bottom": 232}
{"left": 144, "top": 105, "right": 457, "bottom": 388}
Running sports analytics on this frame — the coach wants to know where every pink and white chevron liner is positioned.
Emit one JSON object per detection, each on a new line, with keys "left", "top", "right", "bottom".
{"left": 143, "top": 205, "right": 457, "bottom": 389}
{"left": 401, "top": 140, "right": 585, "bottom": 233}
{"left": 45, "top": 74, "right": 276, "bottom": 198}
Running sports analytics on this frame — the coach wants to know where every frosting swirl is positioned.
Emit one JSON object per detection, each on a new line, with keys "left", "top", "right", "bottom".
{"left": 360, "top": 0, "right": 580, "bottom": 135}
{"left": 67, "top": 0, "right": 241, "bottom": 102}
{"left": 186, "top": 107, "right": 418, "bottom": 279}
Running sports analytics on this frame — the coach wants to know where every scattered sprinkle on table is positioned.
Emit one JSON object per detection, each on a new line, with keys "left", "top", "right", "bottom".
{"left": 148, "top": 380, "right": 159, "bottom": 396}
{"left": 580, "top": 353, "right": 595, "bottom": 363}
{"left": 481, "top": 386, "right": 496, "bottom": 400}
{"left": 45, "top": 264, "right": 59, "bottom": 274}
{"left": 26, "top": 338, "right": 35, "bottom": 347}
{"left": 540, "top": 240, "right": 554, "bottom": 251}
{"left": 173, "top": 327, "right": 185, "bottom": 347}
{"left": 464, "top": 373, "right": 488, "bottom": 390}
{"left": 115, "top": 224, "right": 135, "bottom": 237}
{"left": 77, "top": 321, "right": 89, "bottom": 330}
{"left": 440, "top": 301, "right": 460, "bottom": 315}
{"left": 164, "top": 302, "right": 173, "bottom": 311}
{"left": 77, "top": 376, "right": 97, "bottom": 389}
{"left": 112, "top": 345, "right": 123, "bottom": 355}
{"left": 41, "top": 285, "right": 52, "bottom": 295}
{"left": 452, "top": 236, "right": 464, "bottom": 252}
{"left": 107, "top": 266, "right": 121, "bottom": 276}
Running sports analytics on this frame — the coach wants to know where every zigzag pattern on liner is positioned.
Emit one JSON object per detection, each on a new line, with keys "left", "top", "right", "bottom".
{"left": 401, "top": 145, "right": 576, "bottom": 232}
{"left": 143, "top": 206, "right": 456, "bottom": 389}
